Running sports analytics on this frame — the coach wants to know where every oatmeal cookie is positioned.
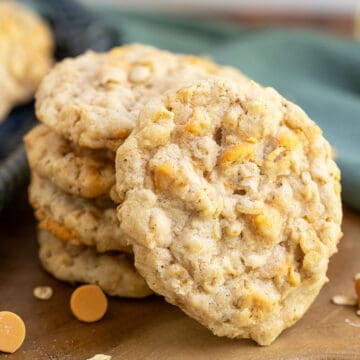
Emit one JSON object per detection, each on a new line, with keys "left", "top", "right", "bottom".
{"left": 38, "top": 229, "right": 152, "bottom": 298}
{"left": 24, "top": 125, "right": 115, "bottom": 199}
{"left": 36, "top": 43, "right": 247, "bottom": 150}
{"left": 0, "top": 2, "right": 53, "bottom": 120}
{"left": 29, "top": 173, "right": 130, "bottom": 253}
{"left": 115, "top": 78, "right": 342, "bottom": 345}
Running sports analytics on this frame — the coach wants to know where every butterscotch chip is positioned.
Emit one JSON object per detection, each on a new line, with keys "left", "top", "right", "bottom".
{"left": 355, "top": 277, "right": 360, "bottom": 308}
{"left": 115, "top": 78, "right": 342, "bottom": 345}
{"left": 28, "top": 173, "right": 130, "bottom": 253}
{"left": 0, "top": 311, "right": 26, "bottom": 353}
{"left": 38, "top": 229, "right": 152, "bottom": 298}
{"left": 24, "top": 125, "right": 115, "bottom": 199}
{"left": 70, "top": 285, "right": 108, "bottom": 323}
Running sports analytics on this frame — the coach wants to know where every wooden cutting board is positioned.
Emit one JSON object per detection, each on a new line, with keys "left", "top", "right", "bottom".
{"left": 0, "top": 200, "right": 359, "bottom": 360}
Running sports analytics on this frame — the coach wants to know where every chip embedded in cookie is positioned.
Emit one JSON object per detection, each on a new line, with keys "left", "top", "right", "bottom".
{"left": 29, "top": 173, "right": 130, "bottom": 253}
{"left": 38, "top": 229, "right": 152, "bottom": 298}
{"left": 0, "top": 2, "right": 53, "bottom": 121}
{"left": 115, "top": 78, "right": 342, "bottom": 345}
{"left": 24, "top": 125, "right": 116, "bottom": 199}
{"left": 35, "top": 43, "right": 248, "bottom": 150}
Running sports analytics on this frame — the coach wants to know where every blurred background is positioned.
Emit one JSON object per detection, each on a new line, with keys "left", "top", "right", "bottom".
{"left": 80, "top": 0, "right": 356, "bottom": 14}
{"left": 80, "top": 0, "right": 358, "bottom": 36}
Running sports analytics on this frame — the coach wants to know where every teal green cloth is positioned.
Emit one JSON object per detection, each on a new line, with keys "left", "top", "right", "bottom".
{"left": 98, "top": 9, "right": 360, "bottom": 209}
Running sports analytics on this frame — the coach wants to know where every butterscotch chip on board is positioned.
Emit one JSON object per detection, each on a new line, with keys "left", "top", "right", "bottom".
{"left": 355, "top": 277, "right": 360, "bottom": 308}
{"left": 70, "top": 284, "right": 108, "bottom": 323}
{"left": 115, "top": 78, "right": 342, "bottom": 345}
{"left": 0, "top": 311, "right": 26, "bottom": 353}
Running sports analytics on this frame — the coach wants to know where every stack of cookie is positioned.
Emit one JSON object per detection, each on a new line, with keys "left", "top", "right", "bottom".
{"left": 25, "top": 43, "right": 342, "bottom": 345}
{"left": 24, "top": 123, "right": 152, "bottom": 298}
{"left": 25, "top": 44, "right": 248, "bottom": 299}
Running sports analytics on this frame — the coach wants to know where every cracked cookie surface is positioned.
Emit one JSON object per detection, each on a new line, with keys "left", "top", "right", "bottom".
{"left": 115, "top": 78, "right": 342, "bottom": 345}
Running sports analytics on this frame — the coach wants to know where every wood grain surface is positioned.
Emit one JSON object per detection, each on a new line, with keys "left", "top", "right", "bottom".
{"left": 0, "top": 195, "right": 359, "bottom": 359}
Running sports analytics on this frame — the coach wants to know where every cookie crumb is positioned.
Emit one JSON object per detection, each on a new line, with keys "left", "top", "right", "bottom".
{"left": 0, "top": 311, "right": 26, "bottom": 353}
{"left": 87, "top": 355, "right": 112, "bottom": 360}
{"left": 345, "top": 318, "right": 360, "bottom": 328}
{"left": 331, "top": 295, "right": 357, "bottom": 306}
{"left": 33, "top": 286, "right": 53, "bottom": 300}
{"left": 356, "top": 310, "right": 360, "bottom": 317}
{"left": 70, "top": 284, "right": 108, "bottom": 323}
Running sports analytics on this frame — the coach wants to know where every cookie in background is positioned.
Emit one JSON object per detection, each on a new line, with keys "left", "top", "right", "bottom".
{"left": 0, "top": 1, "right": 53, "bottom": 122}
